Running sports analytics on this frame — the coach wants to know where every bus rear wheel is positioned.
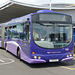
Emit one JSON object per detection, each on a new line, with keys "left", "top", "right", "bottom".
{"left": 17, "top": 48, "right": 21, "bottom": 61}
{"left": 5, "top": 43, "right": 7, "bottom": 49}
{"left": 5, "top": 43, "right": 8, "bottom": 52}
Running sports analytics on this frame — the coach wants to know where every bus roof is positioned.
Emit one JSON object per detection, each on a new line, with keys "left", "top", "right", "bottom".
{"left": 33, "top": 10, "right": 71, "bottom": 17}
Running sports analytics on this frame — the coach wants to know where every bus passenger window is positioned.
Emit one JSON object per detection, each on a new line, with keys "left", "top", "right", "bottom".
{"left": 12, "top": 25, "right": 18, "bottom": 39}
{"left": 17, "top": 24, "right": 23, "bottom": 39}
{"left": 5, "top": 27, "right": 8, "bottom": 39}
{"left": 7, "top": 26, "right": 12, "bottom": 39}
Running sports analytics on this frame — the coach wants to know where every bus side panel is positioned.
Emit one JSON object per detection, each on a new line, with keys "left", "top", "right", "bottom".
{"left": 0, "top": 41, "right": 1, "bottom": 47}
{"left": 6, "top": 41, "right": 18, "bottom": 56}
{"left": 6, "top": 40, "right": 31, "bottom": 62}
{"left": 20, "top": 50, "right": 29, "bottom": 62}
{"left": 17, "top": 40, "right": 30, "bottom": 59}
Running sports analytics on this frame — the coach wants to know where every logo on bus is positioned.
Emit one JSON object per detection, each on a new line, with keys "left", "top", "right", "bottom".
{"left": 65, "top": 48, "right": 69, "bottom": 51}
{"left": 47, "top": 52, "right": 61, "bottom": 54}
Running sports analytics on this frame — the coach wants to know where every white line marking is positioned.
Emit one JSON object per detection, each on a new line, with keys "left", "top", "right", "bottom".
{"left": 0, "top": 58, "right": 14, "bottom": 65}
{"left": 0, "top": 60, "right": 5, "bottom": 63}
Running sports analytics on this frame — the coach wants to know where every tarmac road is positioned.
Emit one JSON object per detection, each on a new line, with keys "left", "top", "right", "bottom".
{"left": 0, "top": 49, "right": 75, "bottom": 75}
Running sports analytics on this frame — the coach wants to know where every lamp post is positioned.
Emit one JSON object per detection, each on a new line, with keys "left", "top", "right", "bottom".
{"left": 1, "top": 24, "right": 5, "bottom": 48}
{"left": 50, "top": 0, "right": 51, "bottom": 10}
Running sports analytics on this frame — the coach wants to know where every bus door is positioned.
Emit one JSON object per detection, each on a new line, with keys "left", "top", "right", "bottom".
{"left": 23, "top": 21, "right": 31, "bottom": 44}
{"left": 22, "top": 21, "right": 31, "bottom": 57}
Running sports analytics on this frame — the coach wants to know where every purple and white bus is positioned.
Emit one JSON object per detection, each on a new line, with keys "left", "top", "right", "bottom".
{"left": 0, "top": 10, "right": 73, "bottom": 63}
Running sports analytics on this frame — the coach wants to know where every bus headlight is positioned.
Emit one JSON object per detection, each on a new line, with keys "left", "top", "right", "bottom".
{"left": 70, "top": 54, "right": 72, "bottom": 57}
{"left": 34, "top": 56, "right": 37, "bottom": 59}
{"left": 67, "top": 54, "right": 69, "bottom": 58}
{"left": 38, "top": 56, "right": 41, "bottom": 59}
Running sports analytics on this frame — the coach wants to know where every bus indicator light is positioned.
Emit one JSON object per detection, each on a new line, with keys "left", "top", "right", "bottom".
{"left": 38, "top": 56, "right": 41, "bottom": 59}
{"left": 71, "top": 50, "right": 73, "bottom": 53}
{"left": 32, "top": 52, "right": 35, "bottom": 54}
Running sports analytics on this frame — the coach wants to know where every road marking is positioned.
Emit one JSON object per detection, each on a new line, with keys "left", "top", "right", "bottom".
{"left": 60, "top": 66, "right": 75, "bottom": 70}
{"left": 60, "top": 56, "right": 75, "bottom": 70}
{"left": 73, "top": 54, "right": 75, "bottom": 56}
{"left": 74, "top": 58, "right": 75, "bottom": 59}
{"left": 0, "top": 58, "right": 14, "bottom": 65}
{"left": 0, "top": 60, "right": 5, "bottom": 63}
{"left": 73, "top": 54, "right": 75, "bottom": 59}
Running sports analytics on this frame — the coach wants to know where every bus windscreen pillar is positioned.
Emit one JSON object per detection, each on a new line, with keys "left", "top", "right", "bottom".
{"left": 1, "top": 24, "right": 5, "bottom": 48}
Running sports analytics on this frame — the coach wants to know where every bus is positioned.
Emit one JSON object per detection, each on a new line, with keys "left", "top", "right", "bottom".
{"left": 0, "top": 10, "right": 73, "bottom": 63}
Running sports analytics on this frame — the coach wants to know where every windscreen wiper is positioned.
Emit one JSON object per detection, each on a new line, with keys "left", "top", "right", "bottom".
{"left": 35, "top": 21, "right": 54, "bottom": 26}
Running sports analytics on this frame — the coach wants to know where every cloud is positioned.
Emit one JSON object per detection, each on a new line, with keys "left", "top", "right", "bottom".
{"left": 0, "top": 0, "right": 8, "bottom": 5}
{"left": 0, "top": 0, "right": 75, "bottom": 5}
{"left": 15, "top": 0, "right": 75, "bottom": 4}
{"left": 15, "top": 0, "right": 50, "bottom": 5}
{"left": 52, "top": 0, "right": 75, "bottom": 4}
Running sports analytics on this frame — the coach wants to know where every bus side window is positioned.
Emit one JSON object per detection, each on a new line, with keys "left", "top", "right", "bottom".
{"left": 7, "top": 26, "right": 12, "bottom": 39}
{"left": 17, "top": 24, "right": 23, "bottom": 39}
{"left": 12, "top": 25, "right": 17, "bottom": 39}
{"left": 5, "top": 27, "right": 8, "bottom": 39}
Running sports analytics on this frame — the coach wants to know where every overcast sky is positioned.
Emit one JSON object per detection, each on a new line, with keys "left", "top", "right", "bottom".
{"left": 0, "top": 0, "right": 75, "bottom": 5}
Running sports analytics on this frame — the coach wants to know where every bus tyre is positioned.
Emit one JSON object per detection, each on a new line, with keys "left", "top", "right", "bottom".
{"left": 5, "top": 43, "right": 8, "bottom": 52}
{"left": 5, "top": 43, "right": 7, "bottom": 49}
{"left": 17, "top": 49, "right": 21, "bottom": 61}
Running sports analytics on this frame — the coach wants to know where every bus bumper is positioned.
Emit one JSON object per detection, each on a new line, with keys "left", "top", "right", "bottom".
{"left": 31, "top": 53, "right": 73, "bottom": 63}
{"left": 29, "top": 59, "right": 46, "bottom": 64}
{"left": 29, "top": 57, "right": 73, "bottom": 63}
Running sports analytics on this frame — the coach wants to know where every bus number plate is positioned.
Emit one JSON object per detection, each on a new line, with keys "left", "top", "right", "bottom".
{"left": 49, "top": 59, "right": 59, "bottom": 62}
